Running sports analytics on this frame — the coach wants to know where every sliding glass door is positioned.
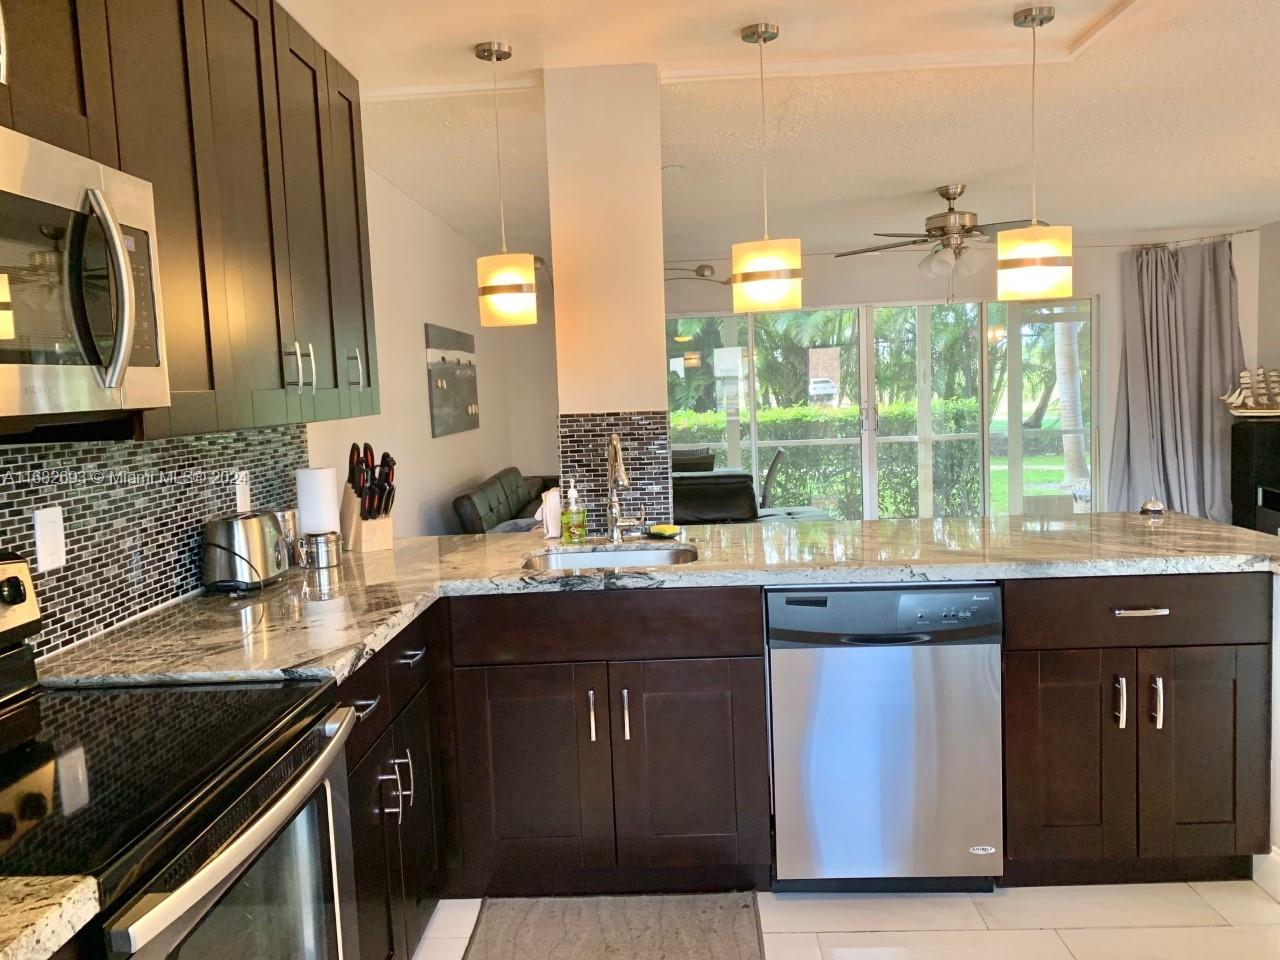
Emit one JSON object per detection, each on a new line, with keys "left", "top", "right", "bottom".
{"left": 667, "top": 298, "right": 1094, "bottom": 521}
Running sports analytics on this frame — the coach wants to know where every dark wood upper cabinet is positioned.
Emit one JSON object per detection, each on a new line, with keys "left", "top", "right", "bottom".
{"left": 186, "top": 0, "right": 300, "bottom": 429}
{"left": 271, "top": 6, "right": 342, "bottom": 422}
{"left": 106, "top": 0, "right": 234, "bottom": 437}
{"left": 0, "top": 0, "right": 118, "bottom": 163}
{"left": 1004, "top": 648, "right": 1138, "bottom": 864}
{"left": 1137, "top": 644, "right": 1270, "bottom": 859}
{"left": 323, "top": 53, "right": 379, "bottom": 417}
{"left": 453, "top": 662, "right": 616, "bottom": 891}
{"left": 609, "top": 657, "right": 769, "bottom": 870}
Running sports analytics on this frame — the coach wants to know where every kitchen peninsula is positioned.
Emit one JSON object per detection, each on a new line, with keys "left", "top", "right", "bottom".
{"left": 9, "top": 512, "right": 1279, "bottom": 960}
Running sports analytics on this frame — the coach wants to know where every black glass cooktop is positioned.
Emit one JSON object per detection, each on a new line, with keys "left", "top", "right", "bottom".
{"left": 0, "top": 679, "right": 333, "bottom": 907}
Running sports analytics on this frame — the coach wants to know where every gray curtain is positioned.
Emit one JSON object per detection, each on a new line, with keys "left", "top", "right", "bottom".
{"left": 1108, "top": 240, "right": 1243, "bottom": 521}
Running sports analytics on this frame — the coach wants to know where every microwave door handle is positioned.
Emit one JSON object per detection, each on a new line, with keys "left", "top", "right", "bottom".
{"left": 85, "top": 188, "right": 135, "bottom": 389}
{"left": 62, "top": 208, "right": 105, "bottom": 377}
{"left": 105, "top": 706, "right": 357, "bottom": 955}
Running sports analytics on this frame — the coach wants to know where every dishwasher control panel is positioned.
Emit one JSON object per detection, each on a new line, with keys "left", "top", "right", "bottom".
{"left": 897, "top": 588, "right": 1000, "bottom": 631}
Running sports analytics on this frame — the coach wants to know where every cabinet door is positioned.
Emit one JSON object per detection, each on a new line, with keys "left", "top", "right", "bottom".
{"left": 106, "top": 0, "right": 235, "bottom": 437}
{"left": 348, "top": 724, "right": 407, "bottom": 960}
{"left": 1004, "top": 649, "right": 1138, "bottom": 862}
{"left": 323, "top": 52, "right": 378, "bottom": 418}
{"left": 1137, "top": 645, "right": 1271, "bottom": 858}
{"left": 271, "top": 5, "right": 342, "bottom": 422}
{"left": 0, "top": 0, "right": 117, "bottom": 163}
{"left": 187, "top": 0, "right": 300, "bottom": 428}
{"left": 394, "top": 684, "right": 444, "bottom": 952}
{"left": 608, "top": 657, "right": 770, "bottom": 868}
{"left": 454, "top": 663, "right": 615, "bottom": 889}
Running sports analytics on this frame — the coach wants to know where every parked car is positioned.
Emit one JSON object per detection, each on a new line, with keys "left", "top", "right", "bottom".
{"left": 809, "top": 377, "right": 837, "bottom": 401}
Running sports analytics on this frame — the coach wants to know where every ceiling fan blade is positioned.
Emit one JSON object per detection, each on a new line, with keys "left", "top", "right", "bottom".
{"left": 972, "top": 219, "right": 1049, "bottom": 238}
{"left": 873, "top": 232, "right": 931, "bottom": 239}
{"left": 834, "top": 238, "right": 931, "bottom": 258}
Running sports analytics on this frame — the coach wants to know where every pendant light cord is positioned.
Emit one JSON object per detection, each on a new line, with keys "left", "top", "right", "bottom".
{"left": 491, "top": 57, "right": 508, "bottom": 253}
{"left": 1030, "top": 24, "right": 1038, "bottom": 225}
{"left": 757, "top": 37, "right": 770, "bottom": 240}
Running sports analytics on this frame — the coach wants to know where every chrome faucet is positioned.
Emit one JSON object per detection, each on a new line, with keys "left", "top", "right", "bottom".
{"left": 606, "top": 432, "right": 645, "bottom": 543}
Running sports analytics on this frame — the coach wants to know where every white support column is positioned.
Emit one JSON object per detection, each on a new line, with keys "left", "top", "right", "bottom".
{"left": 916, "top": 304, "right": 934, "bottom": 519}
{"left": 1007, "top": 303, "right": 1025, "bottom": 516}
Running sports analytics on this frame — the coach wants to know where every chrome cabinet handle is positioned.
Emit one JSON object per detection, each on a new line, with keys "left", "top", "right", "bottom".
{"left": 588, "top": 689, "right": 597, "bottom": 743}
{"left": 292, "top": 340, "right": 304, "bottom": 394}
{"left": 308, "top": 342, "right": 317, "bottom": 395}
{"left": 378, "top": 764, "right": 404, "bottom": 825}
{"left": 1115, "top": 676, "right": 1128, "bottom": 729}
{"left": 1114, "top": 607, "right": 1170, "bottom": 618}
{"left": 352, "top": 694, "right": 381, "bottom": 721}
{"left": 622, "top": 688, "right": 631, "bottom": 742}
{"left": 1151, "top": 676, "right": 1165, "bottom": 730}
{"left": 391, "top": 749, "right": 415, "bottom": 808}
{"left": 398, "top": 648, "right": 426, "bottom": 667}
{"left": 86, "top": 188, "right": 136, "bottom": 389}
{"left": 355, "top": 347, "right": 364, "bottom": 390}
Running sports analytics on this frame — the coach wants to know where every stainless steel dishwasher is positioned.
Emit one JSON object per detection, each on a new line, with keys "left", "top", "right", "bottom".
{"left": 767, "top": 584, "right": 1003, "bottom": 891}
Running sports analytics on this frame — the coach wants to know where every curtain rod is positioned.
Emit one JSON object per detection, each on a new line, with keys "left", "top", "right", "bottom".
{"left": 1071, "top": 228, "right": 1260, "bottom": 251}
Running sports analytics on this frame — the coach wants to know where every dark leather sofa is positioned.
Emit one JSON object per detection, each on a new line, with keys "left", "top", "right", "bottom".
{"left": 672, "top": 471, "right": 829, "bottom": 525}
{"left": 453, "top": 468, "right": 558, "bottom": 533}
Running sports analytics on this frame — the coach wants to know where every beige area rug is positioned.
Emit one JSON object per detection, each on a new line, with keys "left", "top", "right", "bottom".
{"left": 464, "top": 893, "right": 763, "bottom": 960}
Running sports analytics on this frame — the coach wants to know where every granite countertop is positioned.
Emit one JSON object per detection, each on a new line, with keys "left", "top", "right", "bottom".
{"left": 0, "top": 877, "right": 98, "bottom": 960}
{"left": 36, "top": 511, "right": 1280, "bottom": 689}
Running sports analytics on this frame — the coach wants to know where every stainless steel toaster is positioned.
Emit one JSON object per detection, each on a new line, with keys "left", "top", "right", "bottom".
{"left": 202, "top": 511, "right": 289, "bottom": 591}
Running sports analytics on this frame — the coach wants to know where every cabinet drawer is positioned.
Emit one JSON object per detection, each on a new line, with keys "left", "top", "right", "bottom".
{"left": 450, "top": 589, "right": 764, "bottom": 666}
{"left": 385, "top": 609, "right": 436, "bottom": 717}
{"left": 1004, "top": 574, "right": 1271, "bottom": 651}
{"left": 337, "top": 648, "right": 391, "bottom": 767}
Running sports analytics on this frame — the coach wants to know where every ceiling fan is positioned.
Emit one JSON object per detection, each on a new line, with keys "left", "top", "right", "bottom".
{"left": 834, "top": 184, "right": 1041, "bottom": 277}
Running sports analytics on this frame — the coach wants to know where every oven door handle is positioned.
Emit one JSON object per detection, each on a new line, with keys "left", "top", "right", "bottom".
{"left": 85, "top": 187, "right": 136, "bottom": 389}
{"left": 106, "top": 706, "right": 356, "bottom": 956}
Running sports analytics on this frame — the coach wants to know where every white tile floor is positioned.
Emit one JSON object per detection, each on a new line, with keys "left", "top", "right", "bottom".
{"left": 410, "top": 881, "right": 1280, "bottom": 960}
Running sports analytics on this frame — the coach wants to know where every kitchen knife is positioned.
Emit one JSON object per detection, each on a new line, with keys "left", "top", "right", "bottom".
{"left": 381, "top": 484, "right": 395, "bottom": 517}
{"left": 347, "top": 442, "right": 363, "bottom": 493}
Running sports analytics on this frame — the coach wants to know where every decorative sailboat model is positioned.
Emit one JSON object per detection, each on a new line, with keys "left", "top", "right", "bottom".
{"left": 1221, "top": 369, "right": 1280, "bottom": 417}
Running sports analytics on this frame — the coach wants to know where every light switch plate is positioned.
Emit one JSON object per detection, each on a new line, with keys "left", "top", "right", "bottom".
{"left": 33, "top": 506, "right": 66, "bottom": 572}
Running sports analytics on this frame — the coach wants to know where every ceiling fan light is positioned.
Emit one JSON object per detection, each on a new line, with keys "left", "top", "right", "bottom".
{"left": 997, "top": 225, "right": 1073, "bottom": 301}
{"left": 954, "top": 248, "right": 985, "bottom": 278}
{"left": 918, "top": 250, "right": 937, "bottom": 274}
{"left": 929, "top": 247, "right": 957, "bottom": 277}
{"left": 477, "top": 252, "right": 538, "bottom": 326}
{"left": 731, "top": 237, "right": 803, "bottom": 313}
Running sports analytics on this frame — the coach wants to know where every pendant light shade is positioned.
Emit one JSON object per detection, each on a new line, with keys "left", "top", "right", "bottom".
{"left": 997, "top": 7, "right": 1072, "bottom": 302}
{"left": 477, "top": 252, "right": 537, "bottom": 326}
{"left": 732, "top": 23, "right": 802, "bottom": 315}
{"left": 997, "top": 224, "right": 1073, "bottom": 301}
{"left": 731, "top": 238, "right": 802, "bottom": 312}
{"left": 474, "top": 41, "right": 537, "bottom": 327}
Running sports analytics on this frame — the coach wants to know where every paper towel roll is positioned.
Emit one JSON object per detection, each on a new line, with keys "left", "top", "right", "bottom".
{"left": 296, "top": 467, "right": 341, "bottom": 535}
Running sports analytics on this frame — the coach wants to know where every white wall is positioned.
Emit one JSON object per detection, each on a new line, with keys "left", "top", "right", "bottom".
{"left": 497, "top": 286, "right": 561, "bottom": 475}
{"left": 544, "top": 64, "right": 668, "bottom": 414}
{"left": 307, "top": 169, "right": 557, "bottom": 535}
{"left": 666, "top": 232, "right": 1262, "bottom": 512}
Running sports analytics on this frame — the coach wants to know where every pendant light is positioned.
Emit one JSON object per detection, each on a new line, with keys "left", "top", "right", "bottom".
{"left": 997, "top": 7, "right": 1073, "bottom": 302}
{"left": 474, "top": 41, "right": 537, "bottom": 327}
{"left": 731, "top": 23, "right": 802, "bottom": 314}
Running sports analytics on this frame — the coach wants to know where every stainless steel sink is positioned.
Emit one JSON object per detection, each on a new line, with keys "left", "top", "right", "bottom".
{"left": 522, "top": 544, "right": 699, "bottom": 571}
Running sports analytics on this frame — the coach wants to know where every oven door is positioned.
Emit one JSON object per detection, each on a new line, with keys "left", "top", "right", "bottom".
{"left": 104, "top": 708, "right": 359, "bottom": 960}
{"left": 0, "top": 125, "right": 168, "bottom": 417}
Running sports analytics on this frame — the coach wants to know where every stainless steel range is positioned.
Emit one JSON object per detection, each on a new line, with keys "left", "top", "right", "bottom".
{"left": 766, "top": 584, "right": 1004, "bottom": 891}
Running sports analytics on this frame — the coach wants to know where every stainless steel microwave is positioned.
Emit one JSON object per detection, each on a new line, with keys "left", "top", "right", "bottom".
{"left": 0, "top": 125, "right": 169, "bottom": 418}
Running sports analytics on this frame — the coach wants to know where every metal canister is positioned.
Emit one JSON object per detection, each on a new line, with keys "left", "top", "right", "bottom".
{"left": 298, "top": 530, "right": 341, "bottom": 569}
{"left": 272, "top": 507, "right": 301, "bottom": 566}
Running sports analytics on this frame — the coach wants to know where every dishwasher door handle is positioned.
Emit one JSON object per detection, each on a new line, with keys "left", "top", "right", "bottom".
{"left": 836, "top": 633, "right": 935, "bottom": 646}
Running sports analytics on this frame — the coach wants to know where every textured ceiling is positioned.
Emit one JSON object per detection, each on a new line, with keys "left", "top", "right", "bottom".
{"left": 357, "top": 0, "right": 1280, "bottom": 264}
{"left": 287, "top": 0, "right": 1120, "bottom": 94}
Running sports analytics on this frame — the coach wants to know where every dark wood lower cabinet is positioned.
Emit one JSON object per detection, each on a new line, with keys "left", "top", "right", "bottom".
{"left": 1004, "top": 641, "right": 1271, "bottom": 883}
{"left": 395, "top": 684, "right": 444, "bottom": 952}
{"left": 348, "top": 724, "right": 405, "bottom": 960}
{"left": 609, "top": 658, "right": 769, "bottom": 869}
{"left": 452, "top": 655, "right": 769, "bottom": 895}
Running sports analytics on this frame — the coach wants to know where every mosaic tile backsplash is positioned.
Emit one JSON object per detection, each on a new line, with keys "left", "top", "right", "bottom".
{"left": 0, "top": 426, "right": 308, "bottom": 658}
{"left": 558, "top": 410, "right": 672, "bottom": 535}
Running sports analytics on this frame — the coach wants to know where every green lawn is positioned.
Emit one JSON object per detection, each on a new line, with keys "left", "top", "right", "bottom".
{"left": 989, "top": 455, "right": 1067, "bottom": 515}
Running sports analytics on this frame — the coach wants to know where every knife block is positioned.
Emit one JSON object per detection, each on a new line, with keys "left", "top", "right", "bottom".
{"left": 340, "top": 486, "right": 394, "bottom": 553}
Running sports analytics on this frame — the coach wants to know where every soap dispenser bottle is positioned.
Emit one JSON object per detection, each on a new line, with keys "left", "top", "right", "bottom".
{"left": 561, "top": 479, "right": 587, "bottom": 545}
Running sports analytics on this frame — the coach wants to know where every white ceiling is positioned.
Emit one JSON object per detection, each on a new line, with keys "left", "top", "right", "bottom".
{"left": 289, "top": 0, "right": 1123, "bottom": 95}
{"left": 348, "top": 0, "right": 1280, "bottom": 266}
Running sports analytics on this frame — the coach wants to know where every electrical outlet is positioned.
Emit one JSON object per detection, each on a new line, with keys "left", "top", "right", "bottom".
{"left": 33, "top": 506, "right": 66, "bottom": 572}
